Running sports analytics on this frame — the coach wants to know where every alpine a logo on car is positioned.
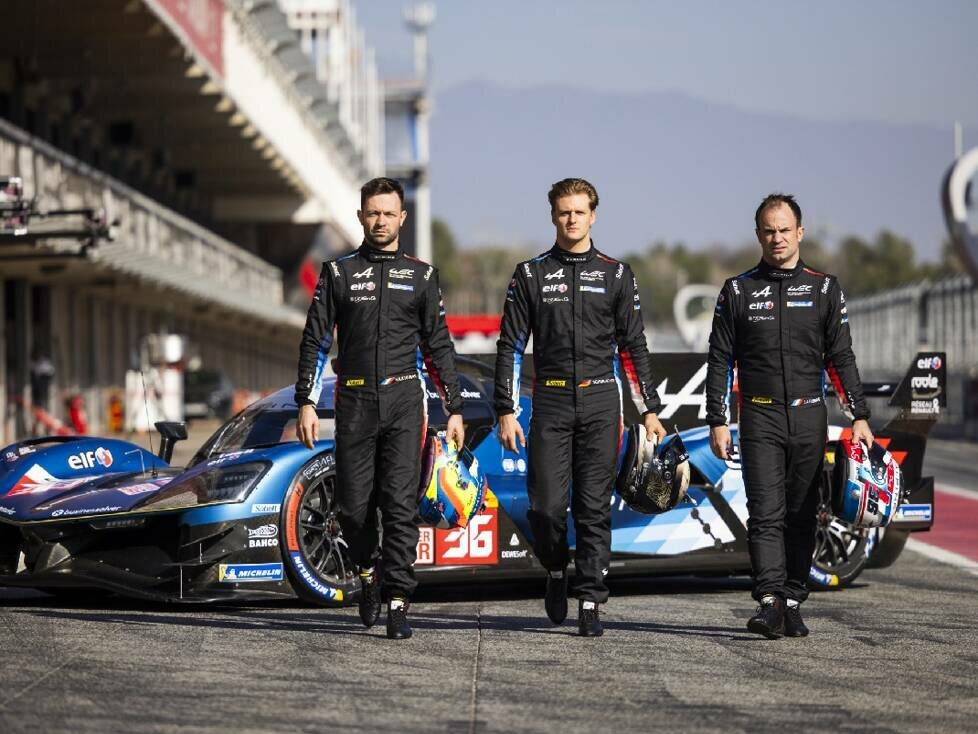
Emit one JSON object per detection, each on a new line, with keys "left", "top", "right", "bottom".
{"left": 248, "top": 524, "right": 279, "bottom": 548}
{"left": 751, "top": 286, "right": 772, "bottom": 298}
{"left": 68, "top": 447, "right": 113, "bottom": 470}
{"left": 545, "top": 268, "right": 565, "bottom": 280}
{"left": 579, "top": 285, "right": 606, "bottom": 294}
{"left": 917, "top": 356, "right": 943, "bottom": 370}
{"left": 251, "top": 503, "right": 281, "bottom": 514}
{"left": 350, "top": 281, "right": 375, "bottom": 291}
{"left": 387, "top": 282, "right": 414, "bottom": 291}
{"left": 580, "top": 270, "right": 604, "bottom": 281}
{"left": 787, "top": 284, "right": 812, "bottom": 295}
{"left": 289, "top": 552, "right": 343, "bottom": 600}
{"left": 353, "top": 266, "right": 373, "bottom": 279}
{"left": 786, "top": 300, "right": 813, "bottom": 307}
{"left": 542, "top": 283, "right": 568, "bottom": 293}
{"left": 218, "top": 563, "right": 284, "bottom": 583}
{"left": 389, "top": 267, "right": 414, "bottom": 279}
{"left": 749, "top": 301, "right": 775, "bottom": 310}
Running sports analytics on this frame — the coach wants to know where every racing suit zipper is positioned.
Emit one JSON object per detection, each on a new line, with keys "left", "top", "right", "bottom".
{"left": 574, "top": 261, "right": 584, "bottom": 415}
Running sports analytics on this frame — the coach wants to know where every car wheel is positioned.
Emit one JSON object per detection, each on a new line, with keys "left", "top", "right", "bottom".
{"left": 809, "top": 484, "right": 871, "bottom": 590}
{"left": 280, "top": 455, "right": 358, "bottom": 606}
{"left": 865, "top": 526, "right": 910, "bottom": 569}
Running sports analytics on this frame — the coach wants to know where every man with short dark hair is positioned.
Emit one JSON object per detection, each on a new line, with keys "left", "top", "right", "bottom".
{"left": 495, "top": 178, "right": 666, "bottom": 637}
{"left": 295, "top": 177, "right": 465, "bottom": 639}
{"left": 706, "top": 192, "right": 873, "bottom": 638}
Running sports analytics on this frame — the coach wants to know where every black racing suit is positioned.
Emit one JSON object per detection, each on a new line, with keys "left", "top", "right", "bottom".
{"left": 495, "top": 244, "right": 662, "bottom": 603}
{"left": 706, "top": 259, "right": 869, "bottom": 603}
{"left": 295, "top": 242, "right": 463, "bottom": 600}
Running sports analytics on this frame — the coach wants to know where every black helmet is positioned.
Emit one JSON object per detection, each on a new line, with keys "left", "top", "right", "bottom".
{"left": 616, "top": 426, "right": 690, "bottom": 514}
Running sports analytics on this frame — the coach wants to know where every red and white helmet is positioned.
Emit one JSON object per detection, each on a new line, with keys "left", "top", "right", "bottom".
{"left": 831, "top": 438, "right": 903, "bottom": 528}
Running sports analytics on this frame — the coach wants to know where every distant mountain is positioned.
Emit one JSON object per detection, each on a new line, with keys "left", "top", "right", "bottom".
{"left": 429, "top": 82, "right": 953, "bottom": 260}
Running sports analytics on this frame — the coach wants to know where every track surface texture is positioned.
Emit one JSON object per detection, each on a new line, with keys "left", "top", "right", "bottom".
{"left": 1, "top": 431, "right": 974, "bottom": 732}
{"left": 1, "top": 549, "right": 976, "bottom": 734}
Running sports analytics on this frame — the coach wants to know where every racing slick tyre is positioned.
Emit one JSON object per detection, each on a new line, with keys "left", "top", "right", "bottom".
{"left": 280, "top": 454, "right": 358, "bottom": 607}
{"left": 865, "top": 527, "right": 910, "bottom": 569}
{"left": 809, "top": 472, "right": 871, "bottom": 590}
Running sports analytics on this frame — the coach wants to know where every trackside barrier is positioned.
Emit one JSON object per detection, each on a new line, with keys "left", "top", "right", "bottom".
{"left": 847, "top": 274, "right": 977, "bottom": 437}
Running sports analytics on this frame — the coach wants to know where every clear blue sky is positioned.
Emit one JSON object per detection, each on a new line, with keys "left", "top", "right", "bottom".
{"left": 352, "top": 1, "right": 976, "bottom": 257}
{"left": 354, "top": 0, "right": 977, "bottom": 128}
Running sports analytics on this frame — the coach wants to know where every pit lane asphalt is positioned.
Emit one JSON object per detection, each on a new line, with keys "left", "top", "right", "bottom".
{"left": 1, "top": 546, "right": 976, "bottom": 734}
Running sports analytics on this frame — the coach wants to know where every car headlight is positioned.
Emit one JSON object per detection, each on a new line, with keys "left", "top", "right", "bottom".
{"left": 137, "top": 461, "right": 270, "bottom": 512}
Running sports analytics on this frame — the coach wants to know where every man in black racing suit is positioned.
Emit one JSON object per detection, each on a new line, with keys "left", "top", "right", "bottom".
{"left": 706, "top": 193, "right": 873, "bottom": 639}
{"left": 295, "top": 177, "right": 464, "bottom": 640}
{"left": 495, "top": 178, "right": 666, "bottom": 637}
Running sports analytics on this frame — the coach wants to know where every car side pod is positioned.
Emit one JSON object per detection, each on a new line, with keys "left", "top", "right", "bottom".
{"left": 155, "top": 421, "right": 188, "bottom": 464}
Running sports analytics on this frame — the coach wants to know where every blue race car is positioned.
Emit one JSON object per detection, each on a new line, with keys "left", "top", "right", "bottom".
{"left": 0, "top": 353, "right": 940, "bottom": 605}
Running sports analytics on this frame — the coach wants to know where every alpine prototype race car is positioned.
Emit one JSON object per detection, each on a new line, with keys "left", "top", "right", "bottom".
{"left": 0, "top": 352, "right": 942, "bottom": 605}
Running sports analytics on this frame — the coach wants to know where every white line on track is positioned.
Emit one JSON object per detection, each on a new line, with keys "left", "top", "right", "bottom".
{"left": 905, "top": 538, "right": 978, "bottom": 576}
{"left": 935, "top": 483, "right": 978, "bottom": 500}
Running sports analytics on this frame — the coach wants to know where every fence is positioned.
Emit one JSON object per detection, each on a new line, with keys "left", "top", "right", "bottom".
{"left": 848, "top": 274, "right": 978, "bottom": 437}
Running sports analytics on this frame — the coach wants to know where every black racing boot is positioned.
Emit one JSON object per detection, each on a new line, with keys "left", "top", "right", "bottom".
{"left": 386, "top": 598, "right": 412, "bottom": 640}
{"left": 747, "top": 594, "right": 785, "bottom": 639}
{"left": 578, "top": 600, "right": 603, "bottom": 638}
{"left": 784, "top": 602, "right": 810, "bottom": 637}
{"left": 545, "top": 571, "right": 568, "bottom": 624}
{"left": 358, "top": 569, "right": 381, "bottom": 628}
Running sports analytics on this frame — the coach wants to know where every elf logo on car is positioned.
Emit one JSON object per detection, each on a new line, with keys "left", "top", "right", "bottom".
{"left": 414, "top": 527, "right": 434, "bottom": 565}
{"left": 916, "top": 356, "right": 942, "bottom": 370}
{"left": 436, "top": 510, "right": 498, "bottom": 565}
{"left": 68, "top": 447, "right": 113, "bottom": 470}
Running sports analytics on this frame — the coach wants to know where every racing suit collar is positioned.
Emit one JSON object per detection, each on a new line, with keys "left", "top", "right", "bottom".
{"left": 550, "top": 241, "right": 596, "bottom": 264}
{"left": 757, "top": 258, "right": 805, "bottom": 280}
{"left": 358, "top": 241, "right": 402, "bottom": 262}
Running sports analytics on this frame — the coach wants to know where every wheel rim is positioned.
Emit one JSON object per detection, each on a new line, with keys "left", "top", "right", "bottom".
{"left": 813, "top": 505, "right": 867, "bottom": 571}
{"left": 296, "top": 474, "right": 355, "bottom": 585}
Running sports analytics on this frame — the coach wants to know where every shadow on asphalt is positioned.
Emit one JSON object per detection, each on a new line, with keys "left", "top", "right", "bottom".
{"left": 0, "top": 573, "right": 758, "bottom": 639}
{"left": 0, "top": 573, "right": 752, "bottom": 611}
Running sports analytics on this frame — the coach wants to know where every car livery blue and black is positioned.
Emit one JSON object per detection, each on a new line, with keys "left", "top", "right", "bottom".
{"left": 0, "top": 352, "right": 942, "bottom": 605}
